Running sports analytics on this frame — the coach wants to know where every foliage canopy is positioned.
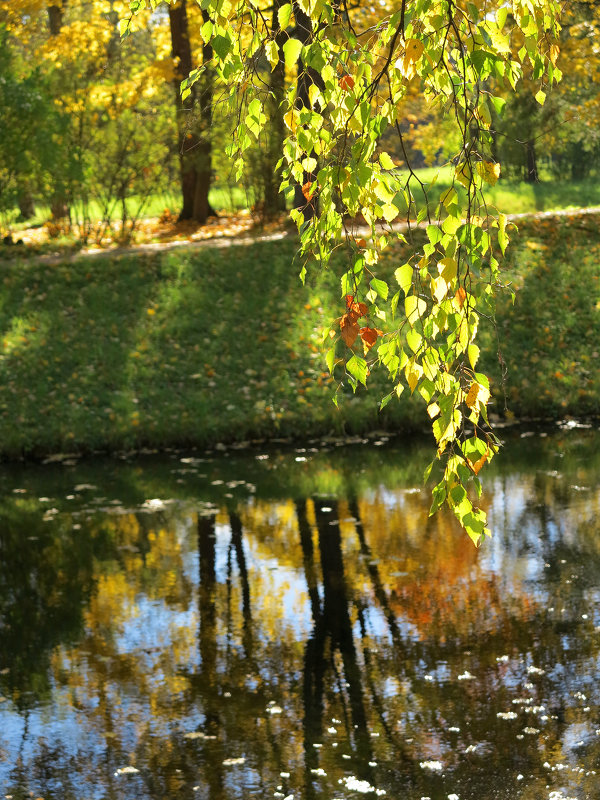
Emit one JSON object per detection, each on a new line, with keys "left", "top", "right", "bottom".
{"left": 123, "top": 0, "right": 563, "bottom": 544}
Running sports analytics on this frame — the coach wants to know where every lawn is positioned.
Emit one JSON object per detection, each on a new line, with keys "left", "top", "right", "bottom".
{"left": 0, "top": 210, "right": 598, "bottom": 459}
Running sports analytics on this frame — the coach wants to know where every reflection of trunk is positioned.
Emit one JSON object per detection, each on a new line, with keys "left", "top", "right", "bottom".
{"left": 315, "top": 501, "right": 373, "bottom": 769}
{"left": 197, "top": 514, "right": 224, "bottom": 798}
{"left": 349, "top": 498, "right": 407, "bottom": 749}
{"left": 198, "top": 514, "right": 219, "bottom": 727}
{"left": 168, "top": 0, "right": 215, "bottom": 223}
{"left": 295, "top": 500, "right": 321, "bottom": 620}
{"left": 349, "top": 499, "right": 402, "bottom": 648}
{"left": 301, "top": 499, "right": 375, "bottom": 793}
{"left": 229, "top": 511, "right": 253, "bottom": 657}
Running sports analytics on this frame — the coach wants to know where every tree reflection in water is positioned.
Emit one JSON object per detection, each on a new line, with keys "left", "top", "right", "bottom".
{"left": 0, "top": 432, "right": 600, "bottom": 799}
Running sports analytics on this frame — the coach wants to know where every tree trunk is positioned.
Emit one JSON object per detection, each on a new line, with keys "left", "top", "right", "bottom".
{"left": 168, "top": 0, "right": 215, "bottom": 223}
{"left": 47, "top": 2, "right": 70, "bottom": 221}
{"left": 292, "top": 2, "right": 319, "bottom": 219}
{"left": 17, "top": 190, "right": 35, "bottom": 221}
{"left": 47, "top": 3, "right": 64, "bottom": 36}
{"left": 261, "top": 0, "right": 287, "bottom": 217}
{"left": 525, "top": 139, "right": 538, "bottom": 183}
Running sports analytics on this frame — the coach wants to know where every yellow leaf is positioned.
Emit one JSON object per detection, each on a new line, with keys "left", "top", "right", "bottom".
{"left": 431, "top": 276, "right": 447, "bottom": 304}
{"left": 427, "top": 401, "right": 440, "bottom": 419}
{"left": 438, "top": 257, "right": 457, "bottom": 282}
{"left": 465, "top": 382, "right": 479, "bottom": 409}
{"left": 476, "top": 160, "right": 501, "bottom": 186}
{"left": 404, "top": 38, "right": 424, "bottom": 64}
{"left": 405, "top": 362, "right": 423, "bottom": 394}
{"left": 549, "top": 43, "right": 560, "bottom": 66}
{"left": 283, "top": 108, "right": 297, "bottom": 132}
{"left": 455, "top": 161, "right": 472, "bottom": 189}
{"left": 471, "top": 450, "right": 489, "bottom": 475}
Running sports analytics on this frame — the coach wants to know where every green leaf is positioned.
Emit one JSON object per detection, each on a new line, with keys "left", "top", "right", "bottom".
{"left": 277, "top": 3, "right": 292, "bottom": 31}
{"left": 283, "top": 37, "right": 303, "bottom": 69}
{"left": 265, "top": 40, "right": 279, "bottom": 69}
{"left": 498, "top": 213, "right": 508, "bottom": 254}
{"left": 429, "top": 482, "right": 446, "bottom": 515}
{"left": 119, "top": 17, "right": 131, "bottom": 38}
{"left": 346, "top": 354, "right": 368, "bottom": 386}
{"left": 405, "top": 295, "right": 427, "bottom": 326}
{"left": 278, "top": 3, "right": 293, "bottom": 28}
{"left": 427, "top": 224, "right": 442, "bottom": 245}
{"left": 370, "top": 277, "right": 388, "bottom": 300}
{"left": 468, "top": 343, "right": 480, "bottom": 368}
{"left": 379, "top": 151, "right": 395, "bottom": 170}
{"left": 325, "top": 347, "right": 335, "bottom": 374}
{"left": 406, "top": 328, "right": 421, "bottom": 353}
{"left": 535, "top": 89, "right": 546, "bottom": 105}
{"left": 379, "top": 392, "right": 393, "bottom": 410}
{"left": 211, "top": 34, "right": 231, "bottom": 61}
{"left": 395, "top": 263, "right": 413, "bottom": 295}
{"left": 423, "top": 461, "right": 434, "bottom": 483}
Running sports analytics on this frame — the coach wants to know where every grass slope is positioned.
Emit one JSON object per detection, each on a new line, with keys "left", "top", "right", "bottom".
{"left": 0, "top": 214, "right": 599, "bottom": 459}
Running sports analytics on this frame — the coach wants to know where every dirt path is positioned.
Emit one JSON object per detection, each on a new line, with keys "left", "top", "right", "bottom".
{"left": 5, "top": 205, "right": 600, "bottom": 268}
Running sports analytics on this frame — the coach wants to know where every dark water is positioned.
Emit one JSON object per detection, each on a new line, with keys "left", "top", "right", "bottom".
{"left": 1, "top": 425, "right": 600, "bottom": 800}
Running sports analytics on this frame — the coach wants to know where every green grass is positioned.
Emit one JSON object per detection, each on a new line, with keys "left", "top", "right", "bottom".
{"left": 479, "top": 212, "right": 600, "bottom": 418}
{"left": 0, "top": 213, "right": 599, "bottom": 459}
{"left": 393, "top": 165, "right": 600, "bottom": 217}
{"left": 8, "top": 171, "right": 600, "bottom": 242}
{"left": 7, "top": 185, "right": 254, "bottom": 235}
{"left": 0, "top": 241, "right": 425, "bottom": 458}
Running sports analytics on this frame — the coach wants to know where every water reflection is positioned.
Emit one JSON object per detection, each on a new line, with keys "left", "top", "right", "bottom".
{"left": 1, "top": 429, "right": 600, "bottom": 799}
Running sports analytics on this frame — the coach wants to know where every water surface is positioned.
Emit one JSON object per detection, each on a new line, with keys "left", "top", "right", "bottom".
{"left": 1, "top": 426, "right": 600, "bottom": 800}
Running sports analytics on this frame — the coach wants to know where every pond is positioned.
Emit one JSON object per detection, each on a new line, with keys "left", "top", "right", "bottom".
{"left": 1, "top": 424, "right": 600, "bottom": 800}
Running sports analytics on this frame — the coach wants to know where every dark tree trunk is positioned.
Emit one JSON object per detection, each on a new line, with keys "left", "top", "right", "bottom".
{"left": 168, "top": 0, "right": 215, "bottom": 223}
{"left": 525, "top": 139, "right": 538, "bottom": 183}
{"left": 47, "top": 2, "right": 70, "bottom": 222}
{"left": 47, "top": 3, "right": 64, "bottom": 35}
{"left": 261, "top": 0, "right": 287, "bottom": 217}
{"left": 292, "top": 2, "right": 319, "bottom": 219}
{"left": 17, "top": 191, "right": 35, "bottom": 221}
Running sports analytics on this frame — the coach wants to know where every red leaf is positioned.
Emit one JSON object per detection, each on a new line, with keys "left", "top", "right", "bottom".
{"left": 359, "top": 326, "right": 383, "bottom": 350}
{"left": 345, "top": 295, "right": 368, "bottom": 319}
{"left": 340, "top": 313, "right": 360, "bottom": 346}
{"left": 302, "top": 181, "right": 315, "bottom": 201}
{"left": 455, "top": 287, "right": 467, "bottom": 308}
{"left": 339, "top": 74, "right": 355, "bottom": 91}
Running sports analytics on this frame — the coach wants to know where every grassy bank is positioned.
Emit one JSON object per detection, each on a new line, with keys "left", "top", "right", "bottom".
{"left": 0, "top": 213, "right": 599, "bottom": 459}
